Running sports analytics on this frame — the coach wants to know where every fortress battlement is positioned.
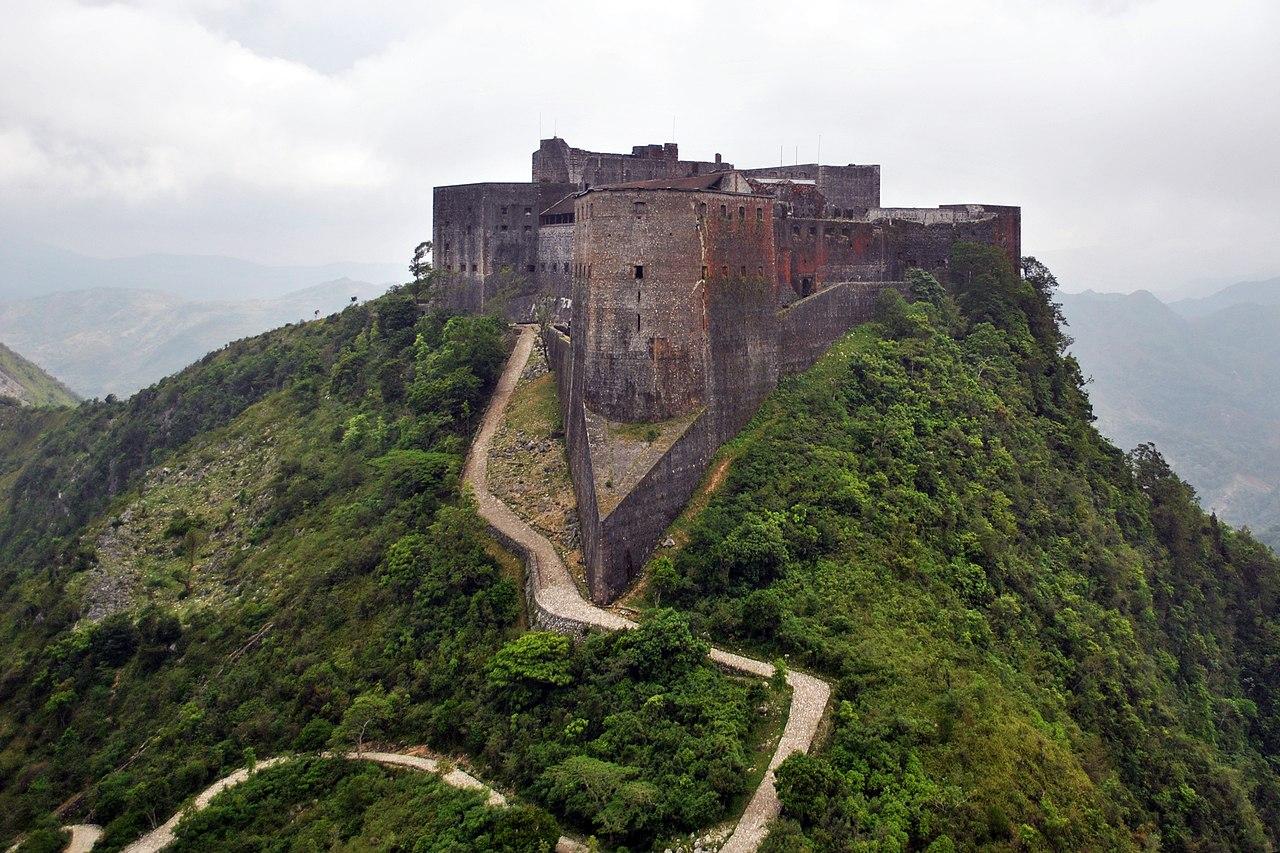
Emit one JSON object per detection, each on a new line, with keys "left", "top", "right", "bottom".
{"left": 431, "top": 138, "right": 1021, "bottom": 602}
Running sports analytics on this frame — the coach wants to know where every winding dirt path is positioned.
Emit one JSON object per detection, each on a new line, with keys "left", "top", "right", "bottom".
{"left": 464, "top": 325, "right": 831, "bottom": 852}
{"left": 61, "top": 751, "right": 584, "bottom": 853}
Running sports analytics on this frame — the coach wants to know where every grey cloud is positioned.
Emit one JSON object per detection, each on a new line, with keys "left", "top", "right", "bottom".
{"left": 1, "top": 0, "right": 1277, "bottom": 297}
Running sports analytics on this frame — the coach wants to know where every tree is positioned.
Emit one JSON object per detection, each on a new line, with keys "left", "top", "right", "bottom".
{"left": 332, "top": 689, "right": 401, "bottom": 757}
{"left": 616, "top": 609, "right": 708, "bottom": 680}
{"left": 487, "top": 632, "right": 573, "bottom": 690}
{"left": 410, "top": 240, "right": 432, "bottom": 281}
{"left": 531, "top": 294, "right": 559, "bottom": 364}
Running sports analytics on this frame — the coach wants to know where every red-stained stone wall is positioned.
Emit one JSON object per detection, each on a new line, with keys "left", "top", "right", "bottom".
{"left": 573, "top": 188, "right": 776, "bottom": 423}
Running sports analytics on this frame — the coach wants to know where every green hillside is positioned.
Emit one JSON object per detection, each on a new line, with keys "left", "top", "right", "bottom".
{"left": 0, "top": 283, "right": 771, "bottom": 852}
{"left": 1, "top": 252, "right": 1276, "bottom": 851}
{"left": 655, "top": 250, "right": 1280, "bottom": 850}
{"left": 0, "top": 342, "right": 76, "bottom": 407}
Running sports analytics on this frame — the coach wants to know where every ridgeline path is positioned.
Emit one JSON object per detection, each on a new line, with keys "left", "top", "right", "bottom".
{"left": 49, "top": 324, "right": 825, "bottom": 853}
{"left": 463, "top": 324, "right": 831, "bottom": 852}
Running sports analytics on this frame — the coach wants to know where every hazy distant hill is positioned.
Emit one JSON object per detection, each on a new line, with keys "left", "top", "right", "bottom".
{"left": 1061, "top": 281, "right": 1280, "bottom": 548}
{"left": 0, "top": 279, "right": 390, "bottom": 398}
{"left": 0, "top": 238, "right": 402, "bottom": 302}
{"left": 0, "top": 342, "right": 77, "bottom": 406}
{"left": 1169, "top": 276, "right": 1280, "bottom": 319}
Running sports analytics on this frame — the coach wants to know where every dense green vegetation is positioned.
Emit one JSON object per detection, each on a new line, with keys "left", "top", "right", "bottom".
{"left": 0, "top": 279, "right": 766, "bottom": 851}
{"left": 0, "top": 342, "right": 77, "bottom": 407}
{"left": 659, "top": 248, "right": 1280, "bottom": 850}
{"left": 168, "top": 756, "right": 558, "bottom": 852}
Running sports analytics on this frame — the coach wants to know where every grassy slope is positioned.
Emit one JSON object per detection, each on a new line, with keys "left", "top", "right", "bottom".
{"left": 657, "top": 259, "right": 1280, "bottom": 851}
{"left": 0, "top": 284, "right": 772, "bottom": 853}
{"left": 0, "top": 343, "right": 77, "bottom": 407}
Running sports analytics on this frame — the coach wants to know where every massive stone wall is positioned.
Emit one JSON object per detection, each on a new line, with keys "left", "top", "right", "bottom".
{"left": 533, "top": 137, "right": 729, "bottom": 187}
{"left": 544, "top": 327, "right": 606, "bottom": 599}
{"left": 433, "top": 182, "right": 572, "bottom": 313}
{"left": 535, "top": 222, "right": 574, "bottom": 314}
{"left": 553, "top": 274, "right": 907, "bottom": 602}
{"left": 741, "top": 163, "right": 881, "bottom": 210}
{"left": 772, "top": 206, "right": 1022, "bottom": 297}
{"left": 777, "top": 280, "right": 907, "bottom": 374}
{"left": 572, "top": 188, "right": 777, "bottom": 423}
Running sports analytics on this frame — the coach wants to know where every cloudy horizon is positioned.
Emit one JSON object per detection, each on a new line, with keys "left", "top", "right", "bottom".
{"left": 1, "top": 0, "right": 1277, "bottom": 298}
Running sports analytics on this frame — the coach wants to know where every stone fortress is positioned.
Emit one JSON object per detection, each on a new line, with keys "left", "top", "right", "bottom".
{"left": 433, "top": 138, "right": 1020, "bottom": 603}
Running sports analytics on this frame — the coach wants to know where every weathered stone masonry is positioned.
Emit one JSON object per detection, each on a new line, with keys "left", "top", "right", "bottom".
{"left": 432, "top": 137, "right": 1020, "bottom": 603}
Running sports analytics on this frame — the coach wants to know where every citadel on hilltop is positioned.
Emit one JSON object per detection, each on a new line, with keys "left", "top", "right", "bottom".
{"left": 432, "top": 138, "right": 1021, "bottom": 603}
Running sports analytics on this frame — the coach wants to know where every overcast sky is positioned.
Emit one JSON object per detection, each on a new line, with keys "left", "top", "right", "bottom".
{"left": 1, "top": 0, "right": 1277, "bottom": 297}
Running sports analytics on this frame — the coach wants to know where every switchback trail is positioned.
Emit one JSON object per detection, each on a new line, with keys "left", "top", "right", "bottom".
{"left": 55, "top": 751, "right": 583, "bottom": 853}
{"left": 463, "top": 324, "right": 832, "bottom": 852}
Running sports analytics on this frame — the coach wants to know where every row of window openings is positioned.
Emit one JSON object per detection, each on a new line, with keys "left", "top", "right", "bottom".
{"left": 696, "top": 203, "right": 764, "bottom": 222}
{"left": 571, "top": 263, "right": 763, "bottom": 280}
{"left": 794, "top": 225, "right": 854, "bottom": 238}
{"left": 439, "top": 261, "right": 764, "bottom": 279}
{"left": 440, "top": 206, "right": 533, "bottom": 229}
{"left": 441, "top": 262, "right": 555, "bottom": 274}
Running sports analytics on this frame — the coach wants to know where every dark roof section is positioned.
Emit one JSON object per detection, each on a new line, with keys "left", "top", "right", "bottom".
{"left": 587, "top": 172, "right": 737, "bottom": 191}
{"left": 541, "top": 192, "right": 579, "bottom": 218}
{"left": 539, "top": 171, "right": 771, "bottom": 217}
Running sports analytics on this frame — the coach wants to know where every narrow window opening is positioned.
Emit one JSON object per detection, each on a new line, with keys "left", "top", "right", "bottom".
{"left": 634, "top": 264, "right": 644, "bottom": 280}
{"left": 756, "top": 207, "right": 763, "bottom": 221}
{"left": 701, "top": 265, "right": 708, "bottom": 279}
{"left": 636, "top": 313, "right": 641, "bottom": 332}
{"left": 720, "top": 204, "right": 727, "bottom": 218}
{"left": 721, "top": 265, "right": 728, "bottom": 277}
{"left": 738, "top": 205, "right": 745, "bottom": 220}
{"left": 524, "top": 207, "right": 532, "bottom": 216}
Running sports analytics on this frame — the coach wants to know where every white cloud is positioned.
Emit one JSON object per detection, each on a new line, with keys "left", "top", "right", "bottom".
{"left": 0, "top": 0, "right": 1277, "bottom": 294}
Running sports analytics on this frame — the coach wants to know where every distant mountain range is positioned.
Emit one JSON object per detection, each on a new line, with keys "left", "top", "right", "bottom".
{"left": 0, "top": 241, "right": 402, "bottom": 399}
{"left": 0, "top": 342, "right": 77, "bottom": 407}
{"left": 0, "top": 238, "right": 403, "bottom": 302}
{"left": 1060, "top": 276, "right": 1280, "bottom": 549}
{"left": 0, "top": 279, "right": 391, "bottom": 398}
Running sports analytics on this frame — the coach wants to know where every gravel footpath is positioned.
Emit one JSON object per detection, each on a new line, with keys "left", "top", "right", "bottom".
{"left": 63, "top": 751, "right": 584, "bottom": 853}
{"left": 465, "top": 325, "right": 831, "bottom": 852}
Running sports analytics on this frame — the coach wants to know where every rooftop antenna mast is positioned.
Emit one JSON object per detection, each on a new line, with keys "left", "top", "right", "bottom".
{"left": 817, "top": 133, "right": 822, "bottom": 165}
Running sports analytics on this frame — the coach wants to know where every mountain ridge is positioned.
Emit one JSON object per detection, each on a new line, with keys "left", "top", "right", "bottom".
{"left": 0, "top": 238, "right": 402, "bottom": 302}
{"left": 1059, "top": 279, "right": 1280, "bottom": 549}
{"left": 0, "top": 342, "right": 77, "bottom": 407}
{"left": 0, "top": 278, "right": 390, "bottom": 398}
